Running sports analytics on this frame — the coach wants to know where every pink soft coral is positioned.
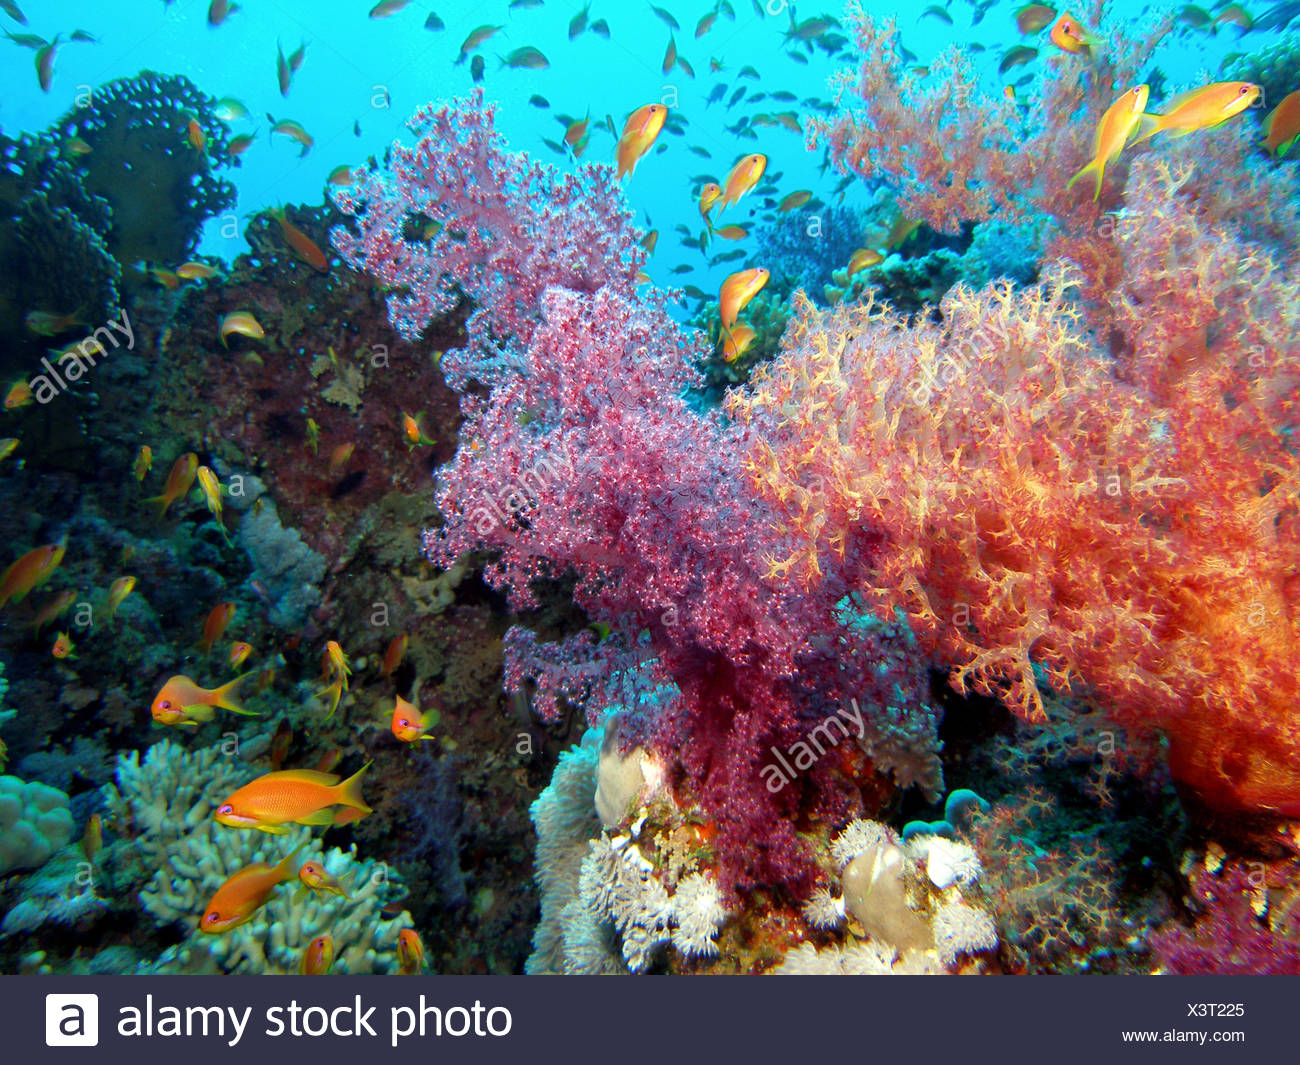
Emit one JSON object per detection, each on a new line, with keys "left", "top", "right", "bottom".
{"left": 331, "top": 90, "right": 644, "bottom": 390}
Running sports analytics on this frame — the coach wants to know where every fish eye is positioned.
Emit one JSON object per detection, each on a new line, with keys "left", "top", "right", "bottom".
{"left": 398, "top": 718, "right": 410, "bottom": 728}
{"left": 1239, "top": 86, "right": 1251, "bottom": 95}
{"left": 204, "top": 912, "right": 220, "bottom": 924}
{"left": 218, "top": 803, "right": 233, "bottom": 815}
{"left": 158, "top": 700, "right": 172, "bottom": 711}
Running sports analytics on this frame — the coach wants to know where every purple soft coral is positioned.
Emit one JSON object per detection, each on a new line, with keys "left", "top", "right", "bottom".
{"left": 340, "top": 94, "right": 938, "bottom": 896}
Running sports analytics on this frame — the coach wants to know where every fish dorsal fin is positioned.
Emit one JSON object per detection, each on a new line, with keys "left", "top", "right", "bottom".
{"left": 267, "top": 768, "right": 340, "bottom": 786}
{"left": 1161, "top": 88, "right": 1202, "bottom": 113}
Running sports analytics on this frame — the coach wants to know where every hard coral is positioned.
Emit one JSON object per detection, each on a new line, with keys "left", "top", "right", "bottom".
{"left": 50, "top": 71, "right": 236, "bottom": 267}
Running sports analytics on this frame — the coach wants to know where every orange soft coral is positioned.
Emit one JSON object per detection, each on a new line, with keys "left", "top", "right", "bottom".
{"left": 730, "top": 173, "right": 1300, "bottom": 817}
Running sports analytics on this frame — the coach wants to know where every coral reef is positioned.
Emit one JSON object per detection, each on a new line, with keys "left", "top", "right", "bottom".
{"left": 231, "top": 477, "right": 327, "bottom": 629}
{"left": 1, "top": 846, "right": 107, "bottom": 935}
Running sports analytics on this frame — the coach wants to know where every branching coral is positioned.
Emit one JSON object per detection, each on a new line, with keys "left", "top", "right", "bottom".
{"left": 968, "top": 792, "right": 1119, "bottom": 972}
{"left": 103, "top": 740, "right": 412, "bottom": 974}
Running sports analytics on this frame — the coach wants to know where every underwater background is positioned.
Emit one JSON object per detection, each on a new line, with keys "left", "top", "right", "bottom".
{"left": 1, "top": 0, "right": 1299, "bottom": 976}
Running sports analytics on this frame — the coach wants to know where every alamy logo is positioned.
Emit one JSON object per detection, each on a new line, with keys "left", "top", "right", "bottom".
{"left": 46, "top": 994, "right": 99, "bottom": 1047}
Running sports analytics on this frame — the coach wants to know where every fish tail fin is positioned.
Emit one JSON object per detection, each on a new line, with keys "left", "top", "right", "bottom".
{"left": 212, "top": 670, "right": 258, "bottom": 716}
{"left": 140, "top": 494, "right": 170, "bottom": 521}
{"left": 320, "top": 677, "right": 343, "bottom": 720}
{"left": 333, "top": 761, "right": 373, "bottom": 817}
{"left": 1131, "top": 113, "right": 1164, "bottom": 145}
{"left": 273, "top": 841, "right": 308, "bottom": 884}
{"left": 1065, "top": 159, "right": 1102, "bottom": 199}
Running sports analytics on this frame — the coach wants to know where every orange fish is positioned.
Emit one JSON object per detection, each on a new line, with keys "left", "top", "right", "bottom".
{"left": 325, "top": 640, "right": 351, "bottom": 682}
{"left": 1049, "top": 12, "right": 1098, "bottom": 53}
{"left": 269, "top": 717, "right": 292, "bottom": 770}
{"left": 328, "top": 442, "right": 354, "bottom": 473}
{"left": 1261, "top": 89, "right": 1300, "bottom": 156}
{"left": 847, "top": 247, "right": 885, "bottom": 276}
{"left": 187, "top": 118, "right": 206, "bottom": 151}
{"left": 142, "top": 452, "right": 198, "bottom": 520}
{"left": 294, "top": 859, "right": 350, "bottom": 903}
{"left": 1066, "top": 84, "right": 1149, "bottom": 199}
{"left": 151, "top": 266, "right": 181, "bottom": 290}
{"left": 270, "top": 119, "right": 314, "bottom": 155}
{"left": 1016, "top": 4, "right": 1057, "bottom": 34}
{"left": 722, "top": 324, "right": 757, "bottom": 363}
{"left": 698, "top": 182, "right": 723, "bottom": 223}
{"left": 197, "top": 601, "right": 236, "bottom": 656}
{"left": 391, "top": 694, "right": 438, "bottom": 744}
{"left": 720, "top": 153, "right": 767, "bottom": 207}
{"left": 229, "top": 641, "right": 253, "bottom": 669}
{"left": 151, "top": 672, "right": 258, "bottom": 727}
{"left": 401, "top": 412, "right": 434, "bottom": 447}
{"left": 214, "top": 763, "right": 373, "bottom": 833}
{"left": 300, "top": 935, "right": 335, "bottom": 975}
{"left": 564, "top": 113, "right": 590, "bottom": 148}
{"left": 1135, "top": 81, "right": 1261, "bottom": 144}
{"left": 104, "top": 576, "right": 136, "bottom": 622}
{"left": 200, "top": 843, "right": 306, "bottom": 934}
{"left": 4, "top": 380, "right": 33, "bottom": 410}
{"left": 83, "top": 813, "right": 103, "bottom": 861}
{"left": 714, "top": 225, "right": 749, "bottom": 241}
{"left": 177, "top": 261, "right": 219, "bottom": 281}
{"left": 29, "top": 588, "right": 76, "bottom": 634}
{"left": 133, "top": 445, "right": 152, "bottom": 483}
{"left": 51, "top": 630, "right": 75, "bottom": 659}
{"left": 719, "top": 268, "right": 769, "bottom": 330}
{"left": 397, "top": 928, "right": 424, "bottom": 975}
{"left": 0, "top": 543, "right": 66, "bottom": 609}
{"left": 219, "top": 311, "right": 265, "bottom": 347}
{"left": 381, "top": 634, "right": 408, "bottom": 677}
{"left": 268, "top": 206, "right": 328, "bottom": 272}
{"left": 884, "top": 214, "right": 922, "bottom": 250}
{"left": 615, "top": 104, "right": 667, "bottom": 179}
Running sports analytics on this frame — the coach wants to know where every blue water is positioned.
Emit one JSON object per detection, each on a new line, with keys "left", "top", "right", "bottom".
{"left": 0, "top": 0, "right": 1255, "bottom": 291}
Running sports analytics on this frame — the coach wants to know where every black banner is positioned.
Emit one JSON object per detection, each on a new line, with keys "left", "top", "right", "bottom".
{"left": 9, "top": 975, "right": 1292, "bottom": 1062}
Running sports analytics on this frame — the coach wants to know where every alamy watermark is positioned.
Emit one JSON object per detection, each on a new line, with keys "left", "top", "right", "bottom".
{"left": 27, "top": 309, "right": 135, "bottom": 404}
